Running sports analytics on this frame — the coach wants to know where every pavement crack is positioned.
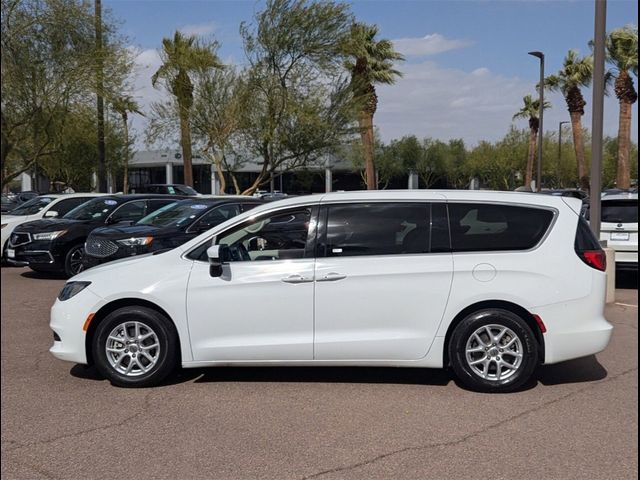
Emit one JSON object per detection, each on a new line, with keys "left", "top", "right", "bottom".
{"left": 4, "top": 391, "right": 153, "bottom": 453}
{"left": 301, "top": 366, "right": 638, "bottom": 480}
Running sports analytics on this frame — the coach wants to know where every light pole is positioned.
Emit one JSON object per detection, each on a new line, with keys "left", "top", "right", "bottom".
{"left": 528, "top": 51, "right": 545, "bottom": 192}
{"left": 558, "top": 121, "right": 570, "bottom": 186}
{"left": 590, "top": 0, "right": 606, "bottom": 238}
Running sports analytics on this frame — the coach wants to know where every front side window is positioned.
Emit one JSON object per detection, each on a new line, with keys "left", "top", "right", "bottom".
{"left": 448, "top": 203, "right": 554, "bottom": 252}
{"left": 321, "top": 203, "right": 430, "bottom": 257}
{"left": 64, "top": 198, "right": 120, "bottom": 220}
{"left": 216, "top": 208, "right": 312, "bottom": 261}
{"left": 109, "top": 201, "right": 146, "bottom": 223}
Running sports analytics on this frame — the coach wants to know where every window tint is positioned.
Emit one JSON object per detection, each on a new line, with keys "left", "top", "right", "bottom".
{"left": 575, "top": 216, "right": 601, "bottom": 252}
{"left": 147, "top": 199, "right": 175, "bottom": 213}
{"left": 242, "top": 203, "right": 260, "bottom": 213}
{"left": 54, "top": 198, "right": 92, "bottom": 216}
{"left": 448, "top": 203, "right": 553, "bottom": 252}
{"left": 321, "top": 203, "right": 430, "bottom": 257}
{"left": 191, "top": 204, "right": 241, "bottom": 231}
{"left": 216, "top": 208, "right": 312, "bottom": 261}
{"left": 109, "top": 201, "right": 146, "bottom": 223}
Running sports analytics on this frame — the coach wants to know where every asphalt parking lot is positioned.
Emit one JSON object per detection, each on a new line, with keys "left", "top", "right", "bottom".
{"left": 1, "top": 266, "right": 637, "bottom": 480}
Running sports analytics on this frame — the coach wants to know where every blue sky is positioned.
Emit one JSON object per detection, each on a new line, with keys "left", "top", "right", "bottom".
{"left": 106, "top": 0, "right": 639, "bottom": 145}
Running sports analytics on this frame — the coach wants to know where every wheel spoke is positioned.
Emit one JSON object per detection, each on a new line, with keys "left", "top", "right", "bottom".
{"left": 140, "top": 343, "right": 159, "bottom": 351}
{"left": 465, "top": 324, "right": 523, "bottom": 383}
{"left": 105, "top": 320, "right": 160, "bottom": 377}
{"left": 469, "top": 357, "right": 487, "bottom": 366}
{"left": 473, "top": 333, "right": 488, "bottom": 347}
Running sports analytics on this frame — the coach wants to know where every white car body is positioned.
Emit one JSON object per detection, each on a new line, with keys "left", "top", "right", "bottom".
{"left": 50, "top": 191, "right": 612, "bottom": 376}
{"left": 597, "top": 192, "right": 638, "bottom": 268}
{"left": 1, "top": 193, "right": 106, "bottom": 253}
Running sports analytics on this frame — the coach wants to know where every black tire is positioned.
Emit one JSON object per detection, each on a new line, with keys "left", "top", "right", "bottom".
{"left": 448, "top": 308, "right": 538, "bottom": 393}
{"left": 64, "top": 244, "right": 85, "bottom": 278}
{"left": 92, "top": 306, "right": 179, "bottom": 388}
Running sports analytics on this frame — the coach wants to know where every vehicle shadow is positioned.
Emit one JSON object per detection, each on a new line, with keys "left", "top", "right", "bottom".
{"left": 20, "top": 270, "right": 66, "bottom": 280}
{"left": 616, "top": 269, "right": 638, "bottom": 290}
{"left": 535, "top": 355, "right": 608, "bottom": 385}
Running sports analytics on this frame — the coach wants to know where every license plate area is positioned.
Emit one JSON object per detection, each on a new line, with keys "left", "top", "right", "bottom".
{"left": 611, "top": 232, "right": 630, "bottom": 241}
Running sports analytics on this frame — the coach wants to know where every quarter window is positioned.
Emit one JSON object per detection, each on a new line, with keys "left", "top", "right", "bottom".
{"left": 448, "top": 203, "right": 553, "bottom": 252}
{"left": 321, "top": 203, "right": 430, "bottom": 257}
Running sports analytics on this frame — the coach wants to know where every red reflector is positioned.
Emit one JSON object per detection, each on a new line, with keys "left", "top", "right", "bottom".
{"left": 532, "top": 314, "right": 547, "bottom": 334}
{"left": 581, "top": 250, "right": 607, "bottom": 271}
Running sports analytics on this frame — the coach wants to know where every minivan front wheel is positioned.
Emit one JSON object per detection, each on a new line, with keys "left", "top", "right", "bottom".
{"left": 449, "top": 309, "right": 538, "bottom": 392}
{"left": 92, "top": 306, "right": 178, "bottom": 388}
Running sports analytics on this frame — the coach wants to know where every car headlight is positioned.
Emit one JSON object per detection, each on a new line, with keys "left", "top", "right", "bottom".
{"left": 33, "top": 230, "right": 67, "bottom": 241}
{"left": 117, "top": 236, "right": 153, "bottom": 246}
{"left": 58, "top": 281, "right": 91, "bottom": 301}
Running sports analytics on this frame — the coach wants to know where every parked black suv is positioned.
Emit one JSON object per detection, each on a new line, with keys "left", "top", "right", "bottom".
{"left": 8, "top": 195, "right": 184, "bottom": 277}
{"left": 83, "top": 197, "right": 262, "bottom": 269}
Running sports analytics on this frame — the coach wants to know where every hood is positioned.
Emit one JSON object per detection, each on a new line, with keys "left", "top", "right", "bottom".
{"left": 91, "top": 224, "right": 164, "bottom": 238}
{"left": 72, "top": 248, "right": 179, "bottom": 282}
{"left": 15, "top": 218, "right": 83, "bottom": 233}
{"left": 1, "top": 215, "right": 29, "bottom": 224}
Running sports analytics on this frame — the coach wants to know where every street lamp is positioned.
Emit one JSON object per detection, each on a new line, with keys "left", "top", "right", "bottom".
{"left": 528, "top": 51, "right": 545, "bottom": 192}
{"left": 558, "top": 121, "right": 570, "bottom": 186}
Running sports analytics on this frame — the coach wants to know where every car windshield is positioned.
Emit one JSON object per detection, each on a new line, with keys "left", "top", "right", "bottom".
{"left": 600, "top": 200, "right": 638, "bottom": 224}
{"left": 63, "top": 198, "right": 120, "bottom": 221}
{"left": 136, "top": 201, "right": 206, "bottom": 227}
{"left": 174, "top": 185, "right": 198, "bottom": 195}
{"left": 6, "top": 196, "right": 56, "bottom": 216}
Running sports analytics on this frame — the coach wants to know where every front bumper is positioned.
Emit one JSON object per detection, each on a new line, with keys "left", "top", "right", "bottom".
{"left": 9, "top": 239, "right": 65, "bottom": 270}
{"left": 50, "top": 287, "right": 103, "bottom": 364}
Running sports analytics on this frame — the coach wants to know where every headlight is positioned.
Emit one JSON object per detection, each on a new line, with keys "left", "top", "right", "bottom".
{"left": 33, "top": 230, "right": 67, "bottom": 241}
{"left": 117, "top": 236, "right": 153, "bottom": 247}
{"left": 58, "top": 281, "right": 91, "bottom": 301}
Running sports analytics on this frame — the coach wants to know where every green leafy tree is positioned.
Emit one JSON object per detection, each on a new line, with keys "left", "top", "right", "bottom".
{"left": 238, "top": 0, "right": 354, "bottom": 195}
{"left": 605, "top": 25, "right": 638, "bottom": 189}
{"left": 512, "top": 94, "right": 551, "bottom": 189}
{"left": 343, "top": 22, "right": 404, "bottom": 189}
{"left": 545, "top": 50, "right": 593, "bottom": 191}
{"left": 151, "top": 31, "right": 223, "bottom": 188}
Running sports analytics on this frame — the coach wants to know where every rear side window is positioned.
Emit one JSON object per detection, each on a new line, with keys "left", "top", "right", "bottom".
{"left": 448, "top": 203, "right": 554, "bottom": 252}
{"left": 320, "top": 203, "right": 430, "bottom": 257}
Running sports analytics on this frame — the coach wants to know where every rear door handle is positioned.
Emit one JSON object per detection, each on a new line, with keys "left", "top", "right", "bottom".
{"left": 317, "top": 272, "right": 347, "bottom": 282}
{"left": 281, "top": 274, "right": 313, "bottom": 284}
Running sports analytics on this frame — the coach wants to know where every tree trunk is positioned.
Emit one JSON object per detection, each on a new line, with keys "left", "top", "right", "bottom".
{"left": 616, "top": 100, "right": 632, "bottom": 189}
{"left": 122, "top": 119, "right": 129, "bottom": 194}
{"left": 569, "top": 111, "right": 589, "bottom": 191}
{"left": 359, "top": 112, "right": 376, "bottom": 190}
{"left": 213, "top": 150, "right": 227, "bottom": 194}
{"left": 525, "top": 127, "right": 537, "bottom": 189}
{"left": 178, "top": 107, "right": 194, "bottom": 187}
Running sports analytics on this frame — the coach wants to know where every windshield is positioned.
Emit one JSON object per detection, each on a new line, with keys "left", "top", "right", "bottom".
{"left": 63, "top": 197, "right": 120, "bottom": 221}
{"left": 601, "top": 200, "right": 638, "bottom": 224}
{"left": 174, "top": 185, "right": 198, "bottom": 195}
{"left": 7, "top": 196, "right": 56, "bottom": 216}
{"left": 137, "top": 201, "right": 206, "bottom": 227}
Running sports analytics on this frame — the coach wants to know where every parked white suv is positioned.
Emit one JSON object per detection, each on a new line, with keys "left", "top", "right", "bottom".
{"left": 592, "top": 192, "right": 638, "bottom": 269}
{"left": 1, "top": 193, "right": 105, "bottom": 259}
{"left": 49, "top": 191, "right": 612, "bottom": 392}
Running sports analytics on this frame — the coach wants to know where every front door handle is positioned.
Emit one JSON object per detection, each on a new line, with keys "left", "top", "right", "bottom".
{"left": 281, "top": 274, "right": 313, "bottom": 284}
{"left": 317, "top": 272, "right": 347, "bottom": 282}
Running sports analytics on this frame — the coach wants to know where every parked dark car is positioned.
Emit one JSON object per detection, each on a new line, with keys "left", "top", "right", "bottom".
{"left": 1, "top": 191, "right": 39, "bottom": 213}
{"left": 83, "top": 197, "right": 263, "bottom": 269}
{"left": 134, "top": 184, "right": 199, "bottom": 196}
{"left": 6, "top": 195, "right": 185, "bottom": 277}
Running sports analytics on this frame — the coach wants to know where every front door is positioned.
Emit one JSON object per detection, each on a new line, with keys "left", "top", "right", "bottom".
{"left": 314, "top": 202, "right": 453, "bottom": 361}
{"left": 186, "top": 205, "right": 318, "bottom": 361}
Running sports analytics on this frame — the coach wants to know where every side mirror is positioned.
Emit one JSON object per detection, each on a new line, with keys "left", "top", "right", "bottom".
{"left": 44, "top": 210, "right": 58, "bottom": 218}
{"left": 207, "top": 244, "right": 229, "bottom": 277}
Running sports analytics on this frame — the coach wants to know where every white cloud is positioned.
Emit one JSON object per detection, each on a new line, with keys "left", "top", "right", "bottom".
{"left": 179, "top": 21, "right": 216, "bottom": 37}
{"left": 374, "top": 60, "right": 638, "bottom": 145}
{"left": 392, "top": 33, "right": 473, "bottom": 57}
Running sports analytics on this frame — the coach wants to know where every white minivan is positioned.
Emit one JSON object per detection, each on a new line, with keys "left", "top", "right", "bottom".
{"left": 49, "top": 191, "right": 613, "bottom": 392}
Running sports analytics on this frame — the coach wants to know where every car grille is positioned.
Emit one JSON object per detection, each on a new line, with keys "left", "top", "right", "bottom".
{"left": 85, "top": 235, "right": 119, "bottom": 258}
{"left": 9, "top": 232, "right": 31, "bottom": 247}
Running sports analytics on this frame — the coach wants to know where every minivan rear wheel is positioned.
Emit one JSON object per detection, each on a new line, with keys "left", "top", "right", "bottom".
{"left": 92, "top": 306, "right": 178, "bottom": 388}
{"left": 449, "top": 309, "right": 538, "bottom": 392}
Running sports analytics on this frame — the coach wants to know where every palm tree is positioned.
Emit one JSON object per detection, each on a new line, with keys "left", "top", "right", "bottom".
{"left": 152, "top": 31, "right": 222, "bottom": 187}
{"left": 112, "top": 96, "right": 143, "bottom": 194}
{"left": 545, "top": 50, "right": 593, "bottom": 190}
{"left": 513, "top": 95, "right": 551, "bottom": 189}
{"left": 605, "top": 25, "right": 638, "bottom": 189}
{"left": 343, "top": 23, "right": 404, "bottom": 190}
